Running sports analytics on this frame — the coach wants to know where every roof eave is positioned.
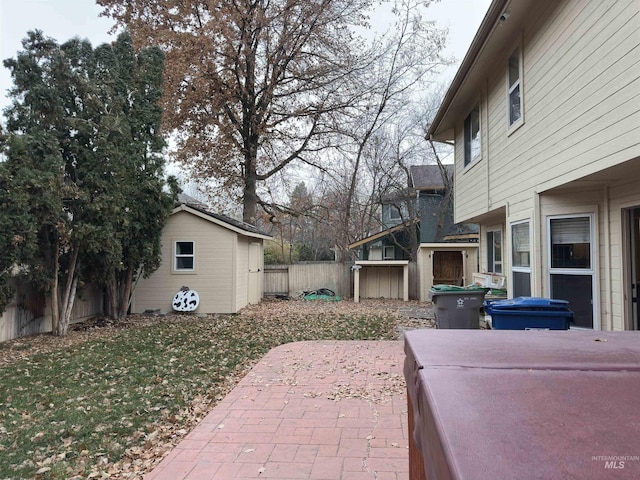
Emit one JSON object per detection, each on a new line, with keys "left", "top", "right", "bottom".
{"left": 428, "top": 0, "right": 509, "bottom": 141}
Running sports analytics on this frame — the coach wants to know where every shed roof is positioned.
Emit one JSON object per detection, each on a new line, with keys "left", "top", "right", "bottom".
{"left": 175, "top": 194, "right": 272, "bottom": 240}
{"left": 409, "top": 164, "right": 454, "bottom": 190}
{"left": 347, "top": 219, "right": 419, "bottom": 250}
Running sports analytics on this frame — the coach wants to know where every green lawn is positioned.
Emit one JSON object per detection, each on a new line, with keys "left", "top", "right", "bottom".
{"left": 0, "top": 305, "right": 425, "bottom": 479}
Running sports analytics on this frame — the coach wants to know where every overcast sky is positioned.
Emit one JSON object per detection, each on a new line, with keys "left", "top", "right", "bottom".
{"left": 0, "top": 0, "right": 492, "bottom": 113}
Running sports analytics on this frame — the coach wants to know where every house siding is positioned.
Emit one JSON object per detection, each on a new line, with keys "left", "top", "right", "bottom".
{"left": 455, "top": 0, "right": 640, "bottom": 222}
{"left": 235, "top": 237, "right": 249, "bottom": 310}
{"left": 441, "top": 0, "right": 640, "bottom": 330}
{"left": 606, "top": 179, "right": 640, "bottom": 330}
{"left": 133, "top": 210, "right": 237, "bottom": 314}
{"left": 534, "top": 181, "right": 640, "bottom": 332}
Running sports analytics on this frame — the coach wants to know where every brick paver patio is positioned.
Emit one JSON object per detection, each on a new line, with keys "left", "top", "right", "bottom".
{"left": 145, "top": 341, "right": 408, "bottom": 479}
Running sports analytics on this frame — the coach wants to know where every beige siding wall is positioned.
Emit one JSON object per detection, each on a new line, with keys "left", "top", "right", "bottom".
{"left": 448, "top": 0, "right": 640, "bottom": 330}
{"left": 454, "top": 89, "right": 490, "bottom": 222}
{"left": 538, "top": 189, "right": 603, "bottom": 325}
{"left": 606, "top": 180, "right": 640, "bottom": 331}
{"left": 455, "top": 0, "right": 640, "bottom": 223}
{"left": 474, "top": 210, "right": 506, "bottom": 275}
{"left": 133, "top": 211, "right": 237, "bottom": 314}
{"left": 236, "top": 238, "right": 249, "bottom": 310}
{"left": 498, "top": 180, "right": 640, "bottom": 331}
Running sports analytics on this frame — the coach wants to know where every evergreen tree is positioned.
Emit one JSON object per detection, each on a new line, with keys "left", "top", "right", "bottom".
{"left": 1, "top": 31, "right": 176, "bottom": 334}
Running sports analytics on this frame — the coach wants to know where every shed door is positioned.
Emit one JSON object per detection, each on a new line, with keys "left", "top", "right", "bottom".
{"left": 433, "top": 251, "right": 463, "bottom": 286}
{"left": 248, "top": 242, "right": 262, "bottom": 304}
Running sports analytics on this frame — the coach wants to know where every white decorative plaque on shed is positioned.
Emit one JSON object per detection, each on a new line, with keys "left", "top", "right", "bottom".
{"left": 172, "top": 286, "right": 200, "bottom": 312}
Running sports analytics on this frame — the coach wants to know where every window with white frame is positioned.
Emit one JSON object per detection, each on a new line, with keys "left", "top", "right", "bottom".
{"left": 389, "top": 205, "right": 402, "bottom": 221}
{"left": 508, "top": 48, "right": 523, "bottom": 127}
{"left": 464, "top": 104, "right": 481, "bottom": 166}
{"left": 511, "top": 221, "right": 531, "bottom": 297}
{"left": 174, "top": 241, "right": 195, "bottom": 271}
{"left": 487, "top": 229, "right": 502, "bottom": 274}
{"left": 383, "top": 245, "right": 395, "bottom": 260}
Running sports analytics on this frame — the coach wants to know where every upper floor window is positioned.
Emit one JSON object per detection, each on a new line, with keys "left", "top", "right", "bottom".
{"left": 464, "top": 104, "right": 481, "bottom": 166}
{"left": 389, "top": 205, "right": 402, "bottom": 221}
{"left": 382, "top": 203, "right": 408, "bottom": 227}
{"left": 174, "top": 241, "right": 195, "bottom": 271}
{"left": 508, "top": 48, "right": 523, "bottom": 128}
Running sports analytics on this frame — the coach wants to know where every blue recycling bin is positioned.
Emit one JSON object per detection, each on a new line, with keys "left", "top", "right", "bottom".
{"left": 484, "top": 297, "right": 573, "bottom": 330}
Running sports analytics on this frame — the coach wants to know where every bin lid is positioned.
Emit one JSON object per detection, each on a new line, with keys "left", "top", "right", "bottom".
{"left": 486, "top": 297, "right": 570, "bottom": 311}
{"left": 431, "top": 284, "right": 488, "bottom": 292}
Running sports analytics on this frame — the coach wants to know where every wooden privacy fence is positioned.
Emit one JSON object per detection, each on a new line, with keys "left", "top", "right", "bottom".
{"left": 264, "top": 262, "right": 419, "bottom": 300}
{"left": 0, "top": 279, "right": 104, "bottom": 343}
{"left": 264, "top": 262, "right": 352, "bottom": 298}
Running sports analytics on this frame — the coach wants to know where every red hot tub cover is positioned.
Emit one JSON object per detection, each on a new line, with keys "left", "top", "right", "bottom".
{"left": 403, "top": 330, "right": 640, "bottom": 480}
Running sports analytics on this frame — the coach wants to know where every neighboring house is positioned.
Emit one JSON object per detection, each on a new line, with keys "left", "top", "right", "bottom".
{"left": 132, "top": 194, "right": 272, "bottom": 314}
{"left": 427, "top": 0, "right": 640, "bottom": 330}
{"left": 352, "top": 164, "right": 478, "bottom": 261}
{"left": 349, "top": 165, "right": 479, "bottom": 302}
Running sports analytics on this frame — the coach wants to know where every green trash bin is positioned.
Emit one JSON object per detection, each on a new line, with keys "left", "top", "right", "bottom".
{"left": 428, "top": 285, "right": 489, "bottom": 329}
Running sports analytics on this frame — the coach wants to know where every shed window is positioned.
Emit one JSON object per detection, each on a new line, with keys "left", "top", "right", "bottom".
{"left": 464, "top": 104, "right": 481, "bottom": 166}
{"left": 175, "top": 241, "right": 195, "bottom": 271}
{"left": 383, "top": 246, "right": 395, "bottom": 260}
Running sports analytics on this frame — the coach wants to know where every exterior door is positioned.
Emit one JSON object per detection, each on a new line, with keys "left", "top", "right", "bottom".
{"left": 548, "top": 215, "right": 596, "bottom": 329}
{"left": 248, "top": 242, "right": 262, "bottom": 304}
{"left": 433, "top": 251, "right": 464, "bottom": 286}
{"left": 631, "top": 208, "right": 640, "bottom": 330}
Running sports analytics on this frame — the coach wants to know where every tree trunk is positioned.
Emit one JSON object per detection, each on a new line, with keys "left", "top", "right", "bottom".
{"left": 59, "top": 275, "right": 78, "bottom": 337}
{"left": 57, "top": 246, "right": 79, "bottom": 336}
{"left": 117, "top": 266, "right": 134, "bottom": 320}
{"left": 107, "top": 275, "right": 118, "bottom": 320}
{"left": 50, "top": 238, "right": 60, "bottom": 335}
{"left": 243, "top": 151, "right": 258, "bottom": 225}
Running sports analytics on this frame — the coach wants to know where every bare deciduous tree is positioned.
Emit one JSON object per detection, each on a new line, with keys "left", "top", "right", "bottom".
{"left": 98, "top": 0, "right": 374, "bottom": 224}
{"left": 322, "top": 0, "right": 450, "bottom": 258}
